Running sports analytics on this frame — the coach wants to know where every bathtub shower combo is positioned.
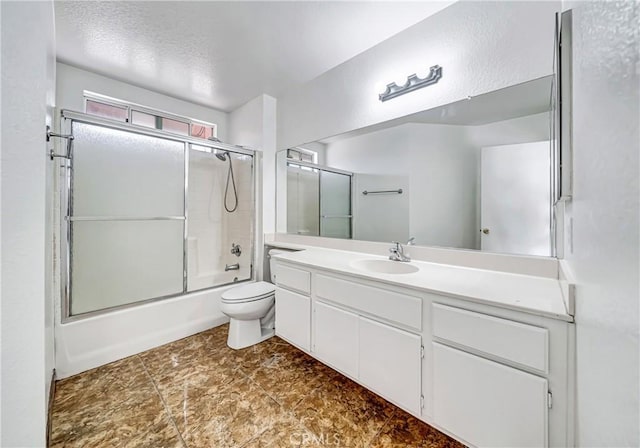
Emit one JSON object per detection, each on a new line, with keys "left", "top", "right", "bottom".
{"left": 57, "top": 110, "right": 255, "bottom": 319}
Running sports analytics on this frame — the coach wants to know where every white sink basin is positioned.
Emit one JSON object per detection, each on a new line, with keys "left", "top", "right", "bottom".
{"left": 350, "top": 259, "right": 420, "bottom": 275}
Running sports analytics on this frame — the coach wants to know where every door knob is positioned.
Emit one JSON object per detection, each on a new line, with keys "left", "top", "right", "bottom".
{"left": 481, "top": 228, "right": 490, "bottom": 235}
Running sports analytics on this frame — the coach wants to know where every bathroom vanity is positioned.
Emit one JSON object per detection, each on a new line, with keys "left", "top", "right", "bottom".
{"left": 271, "top": 248, "right": 575, "bottom": 448}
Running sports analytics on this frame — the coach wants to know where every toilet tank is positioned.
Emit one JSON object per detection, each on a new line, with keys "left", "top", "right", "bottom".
{"left": 267, "top": 248, "right": 296, "bottom": 283}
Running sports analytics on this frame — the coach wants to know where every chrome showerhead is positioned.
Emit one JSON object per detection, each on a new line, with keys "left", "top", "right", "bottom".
{"left": 215, "top": 151, "right": 228, "bottom": 162}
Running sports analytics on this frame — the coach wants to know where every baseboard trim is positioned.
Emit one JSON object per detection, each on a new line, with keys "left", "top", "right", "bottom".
{"left": 47, "top": 368, "right": 56, "bottom": 447}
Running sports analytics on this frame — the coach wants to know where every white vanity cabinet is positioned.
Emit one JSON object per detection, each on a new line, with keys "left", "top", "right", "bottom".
{"left": 314, "top": 272, "right": 424, "bottom": 415}
{"left": 433, "top": 343, "right": 548, "bottom": 447}
{"left": 272, "top": 257, "right": 574, "bottom": 448}
{"left": 314, "top": 300, "right": 359, "bottom": 377}
{"left": 358, "top": 316, "right": 422, "bottom": 414}
{"left": 274, "top": 287, "right": 310, "bottom": 351}
{"left": 314, "top": 299, "right": 423, "bottom": 414}
{"left": 273, "top": 263, "right": 311, "bottom": 351}
{"left": 430, "top": 301, "right": 572, "bottom": 448}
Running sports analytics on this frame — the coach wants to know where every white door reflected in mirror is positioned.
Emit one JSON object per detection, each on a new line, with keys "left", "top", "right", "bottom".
{"left": 480, "top": 142, "right": 552, "bottom": 257}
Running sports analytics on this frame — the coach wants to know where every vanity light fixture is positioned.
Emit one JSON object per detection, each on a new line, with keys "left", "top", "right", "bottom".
{"left": 378, "top": 65, "right": 442, "bottom": 102}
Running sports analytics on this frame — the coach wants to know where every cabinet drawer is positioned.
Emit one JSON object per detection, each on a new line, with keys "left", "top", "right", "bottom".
{"left": 433, "top": 343, "right": 548, "bottom": 448}
{"left": 275, "top": 287, "right": 310, "bottom": 351}
{"left": 433, "top": 303, "right": 548, "bottom": 373}
{"left": 315, "top": 274, "right": 422, "bottom": 331}
{"left": 274, "top": 263, "right": 311, "bottom": 294}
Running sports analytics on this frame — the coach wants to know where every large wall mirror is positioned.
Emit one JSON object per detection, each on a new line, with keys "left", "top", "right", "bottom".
{"left": 276, "top": 76, "right": 557, "bottom": 257}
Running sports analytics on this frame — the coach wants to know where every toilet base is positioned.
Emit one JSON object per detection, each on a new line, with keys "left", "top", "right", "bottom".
{"left": 227, "top": 318, "right": 275, "bottom": 350}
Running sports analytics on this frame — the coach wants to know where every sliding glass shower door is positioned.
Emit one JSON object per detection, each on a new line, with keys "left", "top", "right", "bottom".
{"left": 187, "top": 146, "right": 253, "bottom": 291}
{"left": 319, "top": 170, "right": 352, "bottom": 239}
{"left": 62, "top": 112, "right": 254, "bottom": 318}
{"left": 285, "top": 161, "right": 352, "bottom": 239}
{"left": 69, "top": 122, "right": 185, "bottom": 315}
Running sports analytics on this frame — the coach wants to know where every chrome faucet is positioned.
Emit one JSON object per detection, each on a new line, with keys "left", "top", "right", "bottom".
{"left": 389, "top": 241, "right": 411, "bottom": 262}
{"left": 225, "top": 263, "right": 240, "bottom": 271}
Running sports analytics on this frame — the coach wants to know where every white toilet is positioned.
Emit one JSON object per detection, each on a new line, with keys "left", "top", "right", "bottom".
{"left": 219, "top": 248, "right": 288, "bottom": 349}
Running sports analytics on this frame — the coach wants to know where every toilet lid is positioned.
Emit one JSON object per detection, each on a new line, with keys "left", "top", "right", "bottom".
{"left": 221, "top": 281, "right": 276, "bottom": 303}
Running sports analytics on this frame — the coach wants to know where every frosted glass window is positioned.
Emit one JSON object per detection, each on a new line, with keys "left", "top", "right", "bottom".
{"left": 131, "top": 111, "right": 189, "bottom": 136}
{"left": 163, "top": 117, "right": 189, "bottom": 136}
{"left": 85, "top": 100, "right": 128, "bottom": 122}
{"left": 70, "top": 220, "right": 184, "bottom": 315}
{"left": 71, "top": 122, "right": 185, "bottom": 217}
{"left": 131, "top": 110, "right": 157, "bottom": 129}
{"left": 191, "top": 123, "right": 215, "bottom": 140}
{"left": 320, "top": 171, "right": 352, "bottom": 239}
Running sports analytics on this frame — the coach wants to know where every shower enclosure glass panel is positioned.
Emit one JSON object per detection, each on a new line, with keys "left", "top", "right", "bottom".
{"left": 71, "top": 123, "right": 185, "bottom": 217}
{"left": 62, "top": 111, "right": 256, "bottom": 319}
{"left": 71, "top": 221, "right": 184, "bottom": 315}
{"left": 69, "top": 122, "right": 186, "bottom": 315}
{"left": 286, "top": 164, "right": 320, "bottom": 236}
{"left": 320, "top": 170, "right": 352, "bottom": 239}
{"left": 187, "top": 146, "right": 253, "bottom": 291}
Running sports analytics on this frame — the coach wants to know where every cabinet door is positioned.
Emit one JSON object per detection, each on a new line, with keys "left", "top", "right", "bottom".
{"left": 314, "top": 301, "right": 358, "bottom": 378}
{"left": 275, "top": 287, "right": 310, "bottom": 351}
{"left": 433, "top": 343, "right": 548, "bottom": 448}
{"left": 359, "top": 316, "right": 422, "bottom": 415}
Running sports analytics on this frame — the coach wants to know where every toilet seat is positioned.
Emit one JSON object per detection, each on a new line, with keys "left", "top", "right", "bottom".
{"left": 221, "top": 281, "right": 276, "bottom": 304}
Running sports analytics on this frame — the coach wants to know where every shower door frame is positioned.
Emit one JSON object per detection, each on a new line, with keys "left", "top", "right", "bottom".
{"left": 58, "top": 109, "right": 257, "bottom": 322}
{"left": 285, "top": 159, "right": 354, "bottom": 238}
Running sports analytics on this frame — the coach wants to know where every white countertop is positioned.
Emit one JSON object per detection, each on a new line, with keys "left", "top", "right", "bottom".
{"left": 271, "top": 247, "right": 573, "bottom": 322}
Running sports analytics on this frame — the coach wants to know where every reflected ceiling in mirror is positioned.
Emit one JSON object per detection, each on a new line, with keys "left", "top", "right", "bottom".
{"left": 276, "top": 76, "right": 556, "bottom": 258}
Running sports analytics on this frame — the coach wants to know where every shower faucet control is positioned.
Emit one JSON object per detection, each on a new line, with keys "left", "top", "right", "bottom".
{"left": 231, "top": 243, "right": 242, "bottom": 257}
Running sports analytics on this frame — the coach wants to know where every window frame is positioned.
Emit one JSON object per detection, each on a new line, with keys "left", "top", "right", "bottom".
{"left": 83, "top": 91, "right": 217, "bottom": 140}
{"left": 287, "top": 147, "right": 318, "bottom": 164}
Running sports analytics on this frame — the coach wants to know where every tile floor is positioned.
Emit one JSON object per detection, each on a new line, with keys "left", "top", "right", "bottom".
{"left": 50, "top": 324, "right": 465, "bottom": 448}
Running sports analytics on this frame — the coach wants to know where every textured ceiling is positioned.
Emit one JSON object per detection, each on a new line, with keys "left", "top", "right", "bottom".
{"left": 54, "top": 1, "right": 453, "bottom": 112}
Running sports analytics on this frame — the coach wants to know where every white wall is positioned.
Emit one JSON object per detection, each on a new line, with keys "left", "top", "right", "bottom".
{"left": 1, "top": 1, "right": 56, "bottom": 445}
{"left": 56, "top": 63, "right": 229, "bottom": 141}
{"left": 277, "top": 1, "right": 559, "bottom": 149}
{"left": 563, "top": 2, "right": 639, "bottom": 446}
{"left": 467, "top": 112, "right": 549, "bottom": 147}
{"left": 408, "top": 124, "right": 477, "bottom": 249}
{"left": 352, "top": 174, "right": 410, "bottom": 242}
{"left": 327, "top": 123, "right": 476, "bottom": 248}
{"left": 229, "top": 94, "right": 278, "bottom": 232}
